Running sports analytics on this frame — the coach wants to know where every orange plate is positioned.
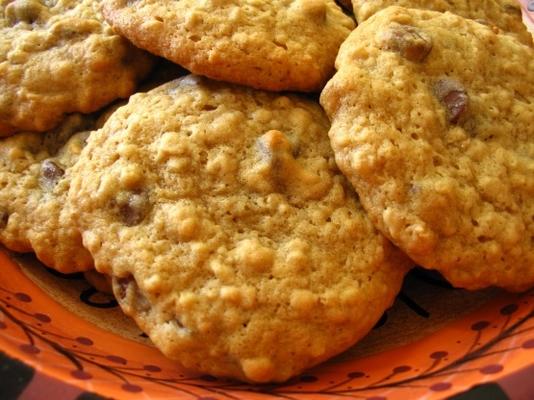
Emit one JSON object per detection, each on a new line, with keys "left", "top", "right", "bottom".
{"left": 1, "top": 247, "right": 533, "bottom": 400}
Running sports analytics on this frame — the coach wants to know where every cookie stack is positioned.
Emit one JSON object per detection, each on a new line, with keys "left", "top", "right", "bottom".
{"left": 1, "top": 0, "right": 532, "bottom": 383}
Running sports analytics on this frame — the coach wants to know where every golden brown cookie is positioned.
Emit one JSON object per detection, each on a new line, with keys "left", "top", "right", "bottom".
{"left": 68, "top": 75, "right": 410, "bottom": 382}
{"left": 321, "top": 7, "right": 534, "bottom": 291}
{"left": 0, "top": 0, "right": 154, "bottom": 135}
{"left": 101, "top": 0, "right": 355, "bottom": 92}
{"left": 350, "top": 0, "right": 532, "bottom": 45}
{"left": 0, "top": 114, "right": 96, "bottom": 272}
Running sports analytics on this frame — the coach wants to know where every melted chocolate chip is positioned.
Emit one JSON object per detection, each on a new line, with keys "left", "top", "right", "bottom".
{"left": 114, "top": 276, "right": 133, "bottom": 301}
{"left": 118, "top": 192, "right": 149, "bottom": 226}
{"left": 0, "top": 210, "right": 8, "bottom": 229}
{"left": 113, "top": 275, "right": 150, "bottom": 313}
{"left": 379, "top": 24, "right": 433, "bottom": 62}
{"left": 434, "top": 78, "right": 469, "bottom": 124}
{"left": 41, "top": 159, "right": 65, "bottom": 187}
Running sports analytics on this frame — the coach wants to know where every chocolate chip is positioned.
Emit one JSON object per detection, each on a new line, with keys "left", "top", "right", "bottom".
{"left": 256, "top": 130, "right": 293, "bottom": 190}
{"left": 117, "top": 192, "right": 149, "bottom": 226}
{"left": 112, "top": 276, "right": 150, "bottom": 313}
{"left": 379, "top": 24, "right": 433, "bottom": 62}
{"left": 503, "top": 3, "right": 521, "bottom": 15}
{"left": 114, "top": 276, "right": 133, "bottom": 301}
{"left": 40, "top": 159, "right": 65, "bottom": 187}
{"left": 433, "top": 78, "right": 469, "bottom": 124}
{"left": 0, "top": 210, "right": 8, "bottom": 229}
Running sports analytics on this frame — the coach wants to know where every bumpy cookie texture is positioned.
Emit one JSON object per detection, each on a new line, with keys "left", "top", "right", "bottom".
{"left": 101, "top": 0, "right": 355, "bottom": 92}
{"left": 68, "top": 76, "right": 409, "bottom": 382}
{"left": 321, "top": 7, "right": 534, "bottom": 291}
{"left": 0, "top": 114, "right": 95, "bottom": 272}
{"left": 0, "top": 0, "right": 153, "bottom": 135}
{"left": 350, "top": 0, "right": 533, "bottom": 45}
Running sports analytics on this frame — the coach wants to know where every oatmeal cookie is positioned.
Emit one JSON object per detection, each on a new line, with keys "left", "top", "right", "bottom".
{"left": 68, "top": 76, "right": 410, "bottom": 382}
{"left": 101, "top": 0, "right": 355, "bottom": 92}
{"left": 0, "top": 114, "right": 96, "bottom": 272}
{"left": 0, "top": 0, "right": 153, "bottom": 135}
{"left": 350, "top": 0, "right": 532, "bottom": 45}
{"left": 321, "top": 7, "right": 534, "bottom": 291}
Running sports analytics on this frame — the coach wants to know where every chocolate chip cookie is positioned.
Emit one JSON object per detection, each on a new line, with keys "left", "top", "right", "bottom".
{"left": 321, "top": 7, "right": 534, "bottom": 291}
{"left": 0, "top": 114, "right": 96, "bottom": 272}
{"left": 101, "top": 0, "right": 355, "bottom": 92}
{"left": 68, "top": 75, "right": 410, "bottom": 382}
{"left": 350, "top": 0, "right": 532, "bottom": 45}
{"left": 0, "top": 0, "right": 154, "bottom": 135}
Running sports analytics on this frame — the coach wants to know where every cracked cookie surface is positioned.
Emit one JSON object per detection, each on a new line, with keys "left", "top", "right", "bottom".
{"left": 321, "top": 7, "right": 534, "bottom": 291}
{"left": 0, "top": 114, "right": 96, "bottom": 272}
{"left": 101, "top": 0, "right": 355, "bottom": 92}
{"left": 0, "top": 0, "right": 153, "bottom": 135}
{"left": 68, "top": 75, "right": 410, "bottom": 382}
{"left": 350, "top": 0, "right": 532, "bottom": 45}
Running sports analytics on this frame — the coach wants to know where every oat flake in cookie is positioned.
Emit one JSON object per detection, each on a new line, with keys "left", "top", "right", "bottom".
{"left": 101, "top": 0, "right": 355, "bottom": 92}
{"left": 350, "top": 0, "right": 533, "bottom": 45}
{"left": 321, "top": 7, "right": 534, "bottom": 291}
{"left": 0, "top": 114, "right": 96, "bottom": 272}
{"left": 0, "top": 0, "right": 153, "bottom": 136}
{"left": 67, "top": 76, "right": 410, "bottom": 382}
